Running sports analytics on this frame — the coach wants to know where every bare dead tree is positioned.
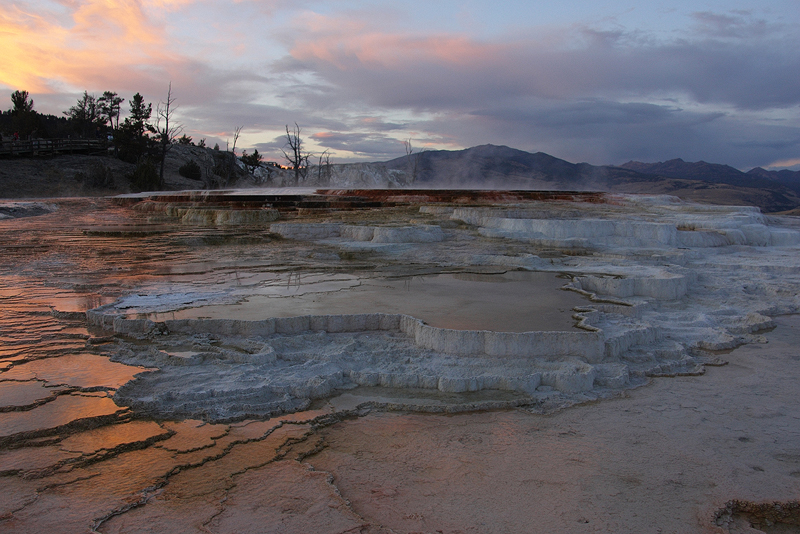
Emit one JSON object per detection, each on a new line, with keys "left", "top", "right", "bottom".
{"left": 281, "top": 123, "right": 310, "bottom": 185}
{"left": 227, "top": 126, "right": 243, "bottom": 185}
{"left": 317, "top": 149, "right": 331, "bottom": 185}
{"left": 404, "top": 138, "right": 421, "bottom": 185}
{"left": 155, "top": 82, "right": 184, "bottom": 188}
{"left": 232, "top": 126, "right": 242, "bottom": 152}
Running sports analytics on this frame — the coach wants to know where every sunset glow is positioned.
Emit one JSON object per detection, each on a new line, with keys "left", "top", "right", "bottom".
{"left": 1, "top": 0, "right": 798, "bottom": 169}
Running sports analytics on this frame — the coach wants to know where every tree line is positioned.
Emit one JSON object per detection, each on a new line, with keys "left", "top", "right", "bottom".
{"left": 1, "top": 87, "right": 188, "bottom": 190}
{"left": 2, "top": 88, "right": 331, "bottom": 190}
{"left": 1, "top": 89, "right": 129, "bottom": 142}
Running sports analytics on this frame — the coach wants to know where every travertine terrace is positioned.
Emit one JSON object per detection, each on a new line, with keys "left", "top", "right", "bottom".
{"left": 89, "top": 190, "right": 800, "bottom": 421}
{"left": 1, "top": 189, "right": 799, "bottom": 533}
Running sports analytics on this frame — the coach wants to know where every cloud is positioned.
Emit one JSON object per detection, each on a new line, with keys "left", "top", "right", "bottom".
{"left": 0, "top": 1, "right": 290, "bottom": 138}
{"left": 0, "top": 1, "right": 172, "bottom": 92}
{"left": 0, "top": 1, "right": 265, "bottom": 104}
{"left": 261, "top": 8, "right": 800, "bottom": 168}
{"left": 310, "top": 131, "right": 407, "bottom": 158}
{"left": 182, "top": 101, "right": 350, "bottom": 140}
{"left": 280, "top": 11, "right": 800, "bottom": 112}
{"left": 353, "top": 116, "right": 406, "bottom": 132}
{"left": 412, "top": 99, "right": 800, "bottom": 168}
{"left": 250, "top": 130, "right": 408, "bottom": 163}
{"left": 2, "top": 2, "right": 798, "bottom": 170}
{"left": 690, "top": 10, "right": 772, "bottom": 39}
{"left": 766, "top": 158, "right": 800, "bottom": 170}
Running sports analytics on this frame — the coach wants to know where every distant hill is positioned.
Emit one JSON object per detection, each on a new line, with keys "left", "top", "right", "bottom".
{"left": 618, "top": 158, "right": 748, "bottom": 184}
{"left": 746, "top": 166, "right": 800, "bottom": 195}
{"left": 377, "top": 145, "right": 800, "bottom": 213}
{"left": 3, "top": 142, "right": 799, "bottom": 213}
{"left": 619, "top": 158, "right": 800, "bottom": 195}
{"left": 382, "top": 144, "right": 599, "bottom": 189}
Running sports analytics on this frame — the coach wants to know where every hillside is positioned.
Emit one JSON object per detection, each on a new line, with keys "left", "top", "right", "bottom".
{"left": 2, "top": 143, "right": 799, "bottom": 213}
{"left": 619, "top": 158, "right": 800, "bottom": 195}
{"left": 0, "top": 145, "right": 253, "bottom": 198}
{"left": 379, "top": 145, "right": 800, "bottom": 212}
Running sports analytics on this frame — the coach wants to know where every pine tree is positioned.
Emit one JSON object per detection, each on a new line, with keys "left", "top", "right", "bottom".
{"left": 11, "top": 90, "right": 34, "bottom": 114}
{"left": 115, "top": 93, "right": 154, "bottom": 163}
{"left": 64, "top": 91, "right": 103, "bottom": 137}
{"left": 9, "top": 90, "right": 38, "bottom": 137}
{"left": 98, "top": 91, "right": 124, "bottom": 130}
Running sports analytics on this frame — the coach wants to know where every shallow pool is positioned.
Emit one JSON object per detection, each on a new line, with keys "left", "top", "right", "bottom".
{"left": 150, "top": 270, "right": 588, "bottom": 332}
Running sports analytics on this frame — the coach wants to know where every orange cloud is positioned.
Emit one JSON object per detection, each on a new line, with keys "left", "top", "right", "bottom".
{"left": 290, "top": 20, "right": 507, "bottom": 71}
{"left": 767, "top": 158, "right": 800, "bottom": 169}
{"left": 0, "top": 1, "right": 185, "bottom": 93}
{"left": 142, "top": 0, "right": 196, "bottom": 10}
{"left": 71, "top": 0, "right": 163, "bottom": 46}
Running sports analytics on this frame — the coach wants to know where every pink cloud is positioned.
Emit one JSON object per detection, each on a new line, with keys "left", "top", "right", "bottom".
{"left": 290, "top": 20, "right": 509, "bottom": 71}
{"left": 0, "top": 1, "right": 182, "bottom": 93}
{"left": 282, "top": 11, "right": 800, "bottom": 112}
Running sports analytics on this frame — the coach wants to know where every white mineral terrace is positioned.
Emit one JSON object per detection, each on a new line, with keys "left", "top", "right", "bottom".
{"left": 84, "top": 193, "right": 800, "bottom": 421}
{"left": 3, "top": 193, "right": 800, "bottom": 532}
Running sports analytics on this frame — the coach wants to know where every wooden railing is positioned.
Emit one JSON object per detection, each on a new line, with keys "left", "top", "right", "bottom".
{"left": 0, "top": 138, "right": 108, "bottom": 157}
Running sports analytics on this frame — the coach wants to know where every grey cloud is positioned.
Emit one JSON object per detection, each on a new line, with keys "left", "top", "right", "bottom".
{"left": 310, "top": 132, "right": 407, "bottom": 158}
{"left": 353, "top": 117, "right": 406, "bottom": 131}
{"left": 28, "top": 60, "right": 277, "bottom": 131}
{"left": 470, "top": 100, "right": 693, "bottom": 128}
{"left": 22, "top": 6, "right": 800, "bottom": 171}
{"left": 278, "top": 13, "right": 800, "bottom": 113}
{"left": 249, "top": 132, "right": 402, "bottom": 164}
{"left": 416, "top": 100, "right": 800, "bottom": 169}
{"left": 254, "top": 137, "right": 287, "bottom": 150}
{"left": 180, "top": 102, "right": 349, "bottom": 138}
{"left": 264, "top": 9, "right": 800, "bottom": 169}
{"left": 253, "top": 137, "right": 292, "bottom": 162}
{"left": 690, "top": 10, "right": 772, "bottom": 39}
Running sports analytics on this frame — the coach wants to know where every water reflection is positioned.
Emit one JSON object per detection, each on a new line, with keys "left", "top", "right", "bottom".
{"left": 0, "top": 198, "right": 359, "bottom": 530}
{"left": 0, "top": 197, "right": 585, "bottom": 531}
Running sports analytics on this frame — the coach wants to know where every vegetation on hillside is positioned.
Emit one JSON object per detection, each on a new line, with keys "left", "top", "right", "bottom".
{"left": 0, "top": 88, "right": 265, "bottom": 192}
{"left": 1, "top": 86, "right": 330, "bottom": 193}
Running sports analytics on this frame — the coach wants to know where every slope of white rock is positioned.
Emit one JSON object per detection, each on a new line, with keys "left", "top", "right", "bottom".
{"left": 270, "top": 222, "right": 445, "bottom": 243}
{"left": 451, "top": 202, "right": 800, "bottom": 249}
{"left": 0, "top": 201, "right": 58, "bottom": 219}
{"left": 91, "top": 194, "right": 800, "bottom": 421}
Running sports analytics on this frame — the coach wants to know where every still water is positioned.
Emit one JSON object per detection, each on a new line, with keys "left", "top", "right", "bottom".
{"left": 0, "top": 197, "right": 584, "bottom": 532}
{"left": 145, "top": 270, "right": 586, "bottom": 332}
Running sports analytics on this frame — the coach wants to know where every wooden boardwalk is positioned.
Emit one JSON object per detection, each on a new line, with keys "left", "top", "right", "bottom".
{"left": 0, "top": 138, "right": 108, "bottom": 157}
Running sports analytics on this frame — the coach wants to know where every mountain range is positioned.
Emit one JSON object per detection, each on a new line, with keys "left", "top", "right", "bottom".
{"left": 377, "top": 145, "right": 800, "bottom": 213}
{"left": 2, "top": 143, "right": 799, "bottom": 213}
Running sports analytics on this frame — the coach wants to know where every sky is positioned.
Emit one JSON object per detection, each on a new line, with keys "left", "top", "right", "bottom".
{"left": 2, "top": 0, "right": 800, "bottom": 170}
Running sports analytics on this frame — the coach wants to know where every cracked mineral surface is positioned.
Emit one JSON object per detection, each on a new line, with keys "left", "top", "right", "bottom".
{"left": 1, "top": 191, "right": 799, "bottom": 533}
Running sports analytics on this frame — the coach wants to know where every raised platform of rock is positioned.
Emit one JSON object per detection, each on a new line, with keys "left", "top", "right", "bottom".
{"left": 271, "top": 223, "right": 445, "bottom": 243}
{"left": 452, "top": 204, "right": 800, "bottom": 249}
{"left": 88, "top": 309, "right": 604, "bottom": 361}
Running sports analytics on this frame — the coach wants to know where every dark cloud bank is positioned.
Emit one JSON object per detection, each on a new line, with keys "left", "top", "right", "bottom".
{"left": 270, "top": 12, "right": 800, "bottom": 169}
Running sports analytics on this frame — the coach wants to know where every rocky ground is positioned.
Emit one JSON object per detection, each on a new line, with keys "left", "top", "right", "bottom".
{"left": 0, "top": 154, "right": 137, "bottom": 198}
{"left": 0, "top": 145, "right": 252, "bottom": 198}
{"left": 0, "top": 192, "right": 798, "bottom": 532}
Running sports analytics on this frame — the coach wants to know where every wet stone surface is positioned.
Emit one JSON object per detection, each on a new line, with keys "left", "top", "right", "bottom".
{"left": 0, "top": 195, "right": 798, "bottom": 532}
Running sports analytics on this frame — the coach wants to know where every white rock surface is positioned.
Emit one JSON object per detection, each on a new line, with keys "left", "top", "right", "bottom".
{"left": 92, "top": 194, "right": 800, "bottom": 421}
{"left": 0, "top": 201, "right": 58, "bottom": 219}
{"left": 165, "top": 206, "right": 280, "bottom": 225}
{"left": 271, "top": 223, "right": 445, "bottom": 243}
